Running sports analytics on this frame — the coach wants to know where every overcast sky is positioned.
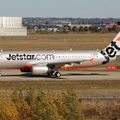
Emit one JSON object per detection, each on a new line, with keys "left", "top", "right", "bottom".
{"left": 0, "top": 0, "right": 119, "bottom": 18}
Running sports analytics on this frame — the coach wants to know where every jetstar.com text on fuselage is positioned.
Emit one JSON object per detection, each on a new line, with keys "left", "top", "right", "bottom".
{"left": 6, "top": 54, "right": 55, "bottom": 60}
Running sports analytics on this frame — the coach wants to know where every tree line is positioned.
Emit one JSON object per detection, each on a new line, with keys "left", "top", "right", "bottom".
{"left": 0, "top": 89, "right": 119, "bottom": 120}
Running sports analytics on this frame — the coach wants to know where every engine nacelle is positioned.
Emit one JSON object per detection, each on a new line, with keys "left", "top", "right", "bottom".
{"left": 32, "top": 66, "right": 51, "bottom": 75}
{"left": 20, "top": 66, "right": 53, "bottom": 75}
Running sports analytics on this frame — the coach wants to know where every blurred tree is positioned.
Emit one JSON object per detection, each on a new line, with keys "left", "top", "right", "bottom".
{"left": 56, "top": 90, "right": 84, "bottom": 120}
{"left": 72, "top": 26, "right": 78, "bottom": 32}
{"left": 12, "top": 89, "right": 32, "bottom": 120}
{"left": 0, "top": 100, "right": 20, "bottom": 120}
{"left": 79, "top": 26, "right": 84, "bottom": 32}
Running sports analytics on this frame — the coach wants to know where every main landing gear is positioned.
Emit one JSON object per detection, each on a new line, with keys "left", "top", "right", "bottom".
{"left": 54, "top": 71, "right": 61, "bottom": 78}
{"left": 48, "top": 71, "right": 61, "bottom": 78}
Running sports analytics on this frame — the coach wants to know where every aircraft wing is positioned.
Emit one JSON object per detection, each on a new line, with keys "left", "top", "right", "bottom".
{"left": 25, "top": 58, "right": 94, "bottom": 69}
{"left": 48, "top": 59, "right": 93, "bottom": 67}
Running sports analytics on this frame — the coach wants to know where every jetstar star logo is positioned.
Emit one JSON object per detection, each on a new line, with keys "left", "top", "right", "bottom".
{"left": 89, "top": 58, "right": 94, "bottom": 63}
{"left": 117, "top": 37, "right": 120, "bottom": 41}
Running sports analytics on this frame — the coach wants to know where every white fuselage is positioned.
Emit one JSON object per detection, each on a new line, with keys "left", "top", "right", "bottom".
{"left": 0, "top": 50, "right": 107, "bottom": 69}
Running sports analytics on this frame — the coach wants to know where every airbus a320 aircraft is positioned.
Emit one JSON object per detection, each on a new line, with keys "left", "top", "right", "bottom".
{"left": 0, "top": 32, "right": 120, "bottom": 78}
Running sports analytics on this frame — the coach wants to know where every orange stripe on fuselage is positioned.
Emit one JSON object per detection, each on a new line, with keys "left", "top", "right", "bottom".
{"left": 1, "top": 65, "right": 33, "bottom": 70}
{"left": 2, "top": 65, "right": 96, "bottom": 70}
{"left": 58, "top": 65, "right": 96, "bottom": 70}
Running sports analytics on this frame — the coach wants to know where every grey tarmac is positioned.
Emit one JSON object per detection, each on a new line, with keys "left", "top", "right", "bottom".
{"left": 0, "top": 70, "right": 119, "bottom": 81}
{"left": 0, "top": 70, "right": 120, "bottom": 98}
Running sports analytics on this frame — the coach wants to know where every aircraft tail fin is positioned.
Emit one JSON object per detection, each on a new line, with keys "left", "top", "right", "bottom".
{"left": 108, "top": 32, "right": 120, "bottom": 47}
{"left": 105, "top": 32, "right": 120, "bottom": 52}
{"left": 100, "top": 32, "right": 120, "bottom": 64}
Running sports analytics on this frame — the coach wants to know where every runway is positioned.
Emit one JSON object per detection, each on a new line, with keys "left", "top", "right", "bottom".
{"left": 0, "top": 70, "right": 120, "bottom": 81}
{"left": 0, "top": 70, "right": 119, "bottom": 98}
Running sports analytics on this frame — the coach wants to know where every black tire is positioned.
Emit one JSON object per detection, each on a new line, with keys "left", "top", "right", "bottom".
{"left": 55, "top": 72, "right": 61, "bottom": 78}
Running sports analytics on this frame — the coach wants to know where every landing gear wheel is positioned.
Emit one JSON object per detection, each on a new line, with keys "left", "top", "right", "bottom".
{"left": 54, "top": 72, "right": 61, "bottom": 78}
{"left": 48, "top": 71, "right": 61, "bottom": 78}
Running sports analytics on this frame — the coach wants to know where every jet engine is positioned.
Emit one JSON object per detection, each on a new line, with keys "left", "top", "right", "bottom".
{"left": 21, "top": 66, "right": 52, "bottom": 75}
{"left": 32, "top": 66, "right": 51, "bottom": 75}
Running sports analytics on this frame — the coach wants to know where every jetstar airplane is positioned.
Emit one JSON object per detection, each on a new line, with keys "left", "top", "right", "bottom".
{"left": 0, "top": 32, "right": 120, "bottom": 78}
